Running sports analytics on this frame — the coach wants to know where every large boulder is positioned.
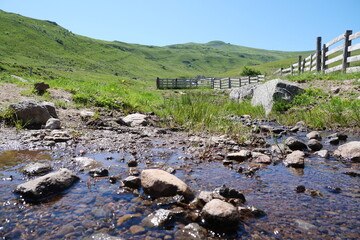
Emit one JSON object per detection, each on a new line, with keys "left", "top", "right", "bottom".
{"left": 201, "top": 199, "right": 241, "bottom": 230}
{"left": 141, "top": 169, "right": 194, "bottom": 201}
{"left": 229, "top": 84, "right": 259, "bottom": 102}
{"left": 244, "top": 79, "right": 303, "bottom": 115}
{"left": 9, "top": 100, "right": 58, "bottom": 128}
{"left": 14, "top": 168, "right": 79, "bottom": 200}
{"left": 334, "top": 141, "right": 360, "bottom": 162}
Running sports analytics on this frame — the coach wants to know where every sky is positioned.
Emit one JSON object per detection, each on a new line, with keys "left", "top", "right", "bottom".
{"left": 1, "top": 0, "right": 359, "bottom": 51}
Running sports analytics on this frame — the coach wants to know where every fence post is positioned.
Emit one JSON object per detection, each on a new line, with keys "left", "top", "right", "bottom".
{"left": 302, "top": 58, "right": 306, "bottom": 73}
{"left": 322, "top": 44, "right": 328, "bottom": 73}
{"left": 316, "top": 37, "right": 322, "bottom": 72}
{"left": 298, "top": 56, "right": 302, "bottom": 74}
{"left": 239, "top": 78, "right": 241, "bottom": 87}
{"left": 156, "top": 77, "right": 160, "bottom": 89}
{"left": 248, "top": 76, "right": 251, "bottom": 84}
{"left": 228, "top": 77, "right": 231, "bottom": 89}
{"left": 280, "top": 68, "right": 283, "bottom": 76}
{"left": 291, "top": 65, "right": 294, "bottom": 75}
{"left": 342, "top": 30, "right": 353, "bottom": 73}
{"left": 309, "top": 54, "right": 313, "bottom": 71}
{"left": 211, "top": 78, "right": 214, "bottom": 89}
{"left": 220, "top": 79, "right": 222, "bottom": 89}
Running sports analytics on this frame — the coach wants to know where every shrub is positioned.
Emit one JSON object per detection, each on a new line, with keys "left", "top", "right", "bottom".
{"left": 240, "top": 66, "right": 262, "bottom": 77}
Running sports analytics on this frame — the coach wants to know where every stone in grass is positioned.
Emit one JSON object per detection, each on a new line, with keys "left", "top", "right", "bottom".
{"left": 201, "top": 199, "right": 241, "bottom": 230}
{"left": 141, "top": 169, "right": 194, "bottom": 201}
{"left": 14, "top": 168, "right": 79, "bottom": 200}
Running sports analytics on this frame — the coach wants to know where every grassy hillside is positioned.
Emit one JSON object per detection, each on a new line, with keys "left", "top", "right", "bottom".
{"left": 0, "top": 10, "right": 311, "bottom": 80}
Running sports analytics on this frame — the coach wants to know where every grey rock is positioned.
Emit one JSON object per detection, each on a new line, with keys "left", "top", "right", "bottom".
{"left": 201, "top": 199, "right": 241, "bottom": 230}
{"left": 251, "top": 152, "right": 271, "bottom": 164}
{"left": 307, "top": 139, "right": 323, "bottom": 151}
{"left": 315, "top": 150, "right": 330, "bottom": 158}
{"left": 122, "top": 113, "right": 148, "bottom": 127}
{"left": 73, "top": 157, "right": 102, "bottom": 170}
{"left": 91, "top": 206, "right": 113, "bottom": 219}
{"left": 82, "top": 233, "right": 125, "bottom": 240}
{"left": 284, "top": 150, "right": 305, "bottom": 168}
{"left": 14, "top": 168, "right": 79, "bottom": 199}
{"left": 22, "top": 162, "right": 52, "bottom": 176}
{"left": 328, "top": 137, "right": 339, "bottom": 145}
{"left": 227, "top": 150, "right": 251, "bottom": 162}
{"left": 251, "top": 79, "right": 304, "bottom": 115}
{"left": 174, "top": 223, "right": 208, "bottom": 240}
{"left": 45, "top": 118, "right": 61, "bottom": 129}
{"left": 141, "top": 209, "right": 175, "bottom": 228}
{"left": 334, "top": 141, "right": 360, "bottom": 162}
{"left": 89, "top": 168, "right": 109, "bottom": 177}
{"left": 214, "top": 186, "right": 246, "bottom": 203}
{"left": 285, "top": 137, "right": 308, "bottom": 151}
{"left": 141, "top": 169, "right": 194, "bottom": 201}
{"left": 122, "top": 176, "right": 141, "bottom": 188}
{"left": 229, "top": 84, "right": 259, "bottom": 102}
{"left": 306, "top": 131, "right": 322, "bottom": 140}
{"left": 9, "top": 100, "right": 56, "bottom": 128}
{"left": 80, "top": 110, "right": 95, "bottom": 119}
{"left": 328, "top": 132, "right": 348, "bottom": 141}
{"left": 294, "top": 219, "right": 317, "bottom": 231}
{"left": 42, "top": 102, "right": 58, "bottom": 118}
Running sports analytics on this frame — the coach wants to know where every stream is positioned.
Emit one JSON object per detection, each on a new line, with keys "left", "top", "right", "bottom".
{"left": 0, "top": 126, "right": 359, "bottom": 239}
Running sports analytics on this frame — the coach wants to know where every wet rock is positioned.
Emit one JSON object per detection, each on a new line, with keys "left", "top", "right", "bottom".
{"left": 251, "top": 152, "right": 271, "bottom": 164}
{"left": 45, "top": 118, "right": 61, "bottom": 129}
{"left": 315, "top": 150, "right": 329, "bottom": 158}
{"left": 306, "top": 131, "right": 322, "bottom": 140}
{"left": 55, "top": 223, "right": 74, "bottom": 236}
{"left": 334, "top": 141, "right": 360, "bottom": 162}
{"left": 141, "top": 209, "right": 176, "bottom": 228}
{"left": 154, "top": 195, "right": 185, "bottom": 206}
{"left": 141, "top": 169, "right": 194, "bottom": 201}
{"left": 82, "top": 233, "right": 125, "bottom": 240}
{"left": 73, "top": 157, "right": 102, "bottom": 170}
{"left": 198, "top": 191, "right": 215, "bottom": 204}
{"left": 165, "top": 167, "right": 176, "bottom": 174}
{"left": 122, "top": 176, "right": 141, "bottom": 188}
{"left": 222, "top": 159, "right": 233, "bottom": 166}
{"left": 238, "top": 206, "right": 266, "bottom": 218}
{"left": 226, "top": 150, "right": 251, "bottom": 162}
{"left": 214, "top": 185, "right": 246, "bottom": 203}
{"left": 307, "top": 139, "right": 323, "bottom": 151}
{"left": 91, "top": 206, "right": 113, "bottom": 218}
{"left": 259, "top": 125, "right": 274, "bottom": 132}
{"left": 201, "top": 199, "right": 241, "bottom": 230}
{"left": 22, "top": 162, "right": 52, "bottom": 176}
{"left": 285, "top": 137, "right": 308, "bottom": 151}
{"left": 174, "top": 223, "right": 208, "bottom": 240}
{"left": 9, "top": 100, "right": 57, "bottom": 129}
{"left": 122, "top": 113, "right": 149, "bottom": 127}
{"left": 294, "top": 219, "right": 317, "bottom": 231}
{"left": 295, "top": 185, "right": 306, "bottom": 193}
{"left": 14, "top": 168, "right": 79, "bottom": 200}
{"left": 344, "top": 171, "right": 360, "bottom": 177}
{"left": 251, "top": 79, "right": 304, "bottom": 115}
{"left": 130, "top": 225, "right": 145, "bottom": 234}
{"left": 89, "top": 168, "right": 109, "bottom": 177}
{"left": 127, "top": 159, "right": 138, "bottom": 167}
{"left": 328, "top": 137, "right": 339, "bottom": 145}
{"left": 325, "top": 185, "right": 342, "bottom": 194}
{"left": 128, "top": 167, "right": 140, "bottom": 176}
{"left": 283, "top": 151, "right": 305, "bottom": 168}
{"left": 305, "top": 189, "right": 324, "bottom": 198}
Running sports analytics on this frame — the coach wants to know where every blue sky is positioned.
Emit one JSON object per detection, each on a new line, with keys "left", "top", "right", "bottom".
{"left": 1, "top": 0, "right": 359, "bottom": 51}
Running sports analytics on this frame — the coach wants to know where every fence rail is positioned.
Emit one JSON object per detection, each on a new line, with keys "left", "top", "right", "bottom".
{"left": 275, "top": 30, "right": 360, "bottom": 75}
{"left": 156, "top": 75, "right": 265, "bottom": 89}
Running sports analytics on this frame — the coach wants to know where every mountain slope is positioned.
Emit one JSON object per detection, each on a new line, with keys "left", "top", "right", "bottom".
{"left": 0, "top": 10, "right": 311, "bottom": 80}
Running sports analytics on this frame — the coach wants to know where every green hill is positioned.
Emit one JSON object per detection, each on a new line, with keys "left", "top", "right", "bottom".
{"left": 0, "top": 10, "right": 311, "bottom": 80}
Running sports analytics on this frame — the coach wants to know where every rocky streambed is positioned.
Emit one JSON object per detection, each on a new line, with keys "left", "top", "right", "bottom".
{"left": 1, "top": 110, "right": 360, "bottom": 239}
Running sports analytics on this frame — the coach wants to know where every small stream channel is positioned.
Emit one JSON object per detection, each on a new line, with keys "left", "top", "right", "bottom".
{"left": 0, "top": 128, "right": 359, "bottom": 239}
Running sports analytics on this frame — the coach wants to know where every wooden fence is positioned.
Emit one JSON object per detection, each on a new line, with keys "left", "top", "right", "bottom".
{"left": 274, "top": 30, "right": 360, "bottom": 75}
{"left": 156, "top": 75, "right": 265, "bottom": 89}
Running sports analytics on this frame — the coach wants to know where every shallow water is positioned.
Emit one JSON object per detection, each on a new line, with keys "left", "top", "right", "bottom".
{"left": 0, "top": 132, "right": 360, "bottom": 239}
